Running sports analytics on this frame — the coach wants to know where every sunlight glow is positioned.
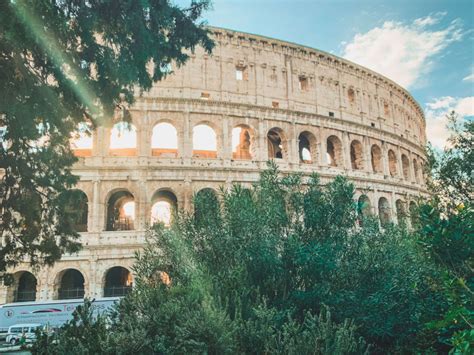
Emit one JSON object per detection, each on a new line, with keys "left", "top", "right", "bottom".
{"left": 151, "top": 122, "right": 178, "bottom": 149}
{"left": 110, "top": 122, "right": 137, "bottom": 149}
{"left": 193, "top": 124, "right": 217, "bottom": 151}
{"left": 151, "top": 201, "right": 172, "bottom": 226}
{"left": 122, "top": 201, "right": 135, "bottom": 219}
{"left": 301, "top": 147, "right": 311, "bottom": 161}
{"left": 231, "top": 127, "right": 242, "bottom": 152}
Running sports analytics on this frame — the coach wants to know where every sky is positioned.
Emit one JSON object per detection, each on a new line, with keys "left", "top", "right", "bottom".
{"left": 180, "top": 0, "right": 474, "bottom": 149}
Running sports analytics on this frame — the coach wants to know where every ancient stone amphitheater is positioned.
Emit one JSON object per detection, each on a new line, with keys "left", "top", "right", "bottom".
{"left": 1, "top": 27, "right": 428, "bottom": 304}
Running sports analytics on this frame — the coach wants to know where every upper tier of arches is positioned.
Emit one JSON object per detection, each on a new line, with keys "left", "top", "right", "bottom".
{"left": 71, "top": 119, "right": 427, "bottom": 188}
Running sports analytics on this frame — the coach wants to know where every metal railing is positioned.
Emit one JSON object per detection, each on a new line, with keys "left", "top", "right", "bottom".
{"left": 104, "top": 286, "right": 132, "bottom": 297}
{"left": 108, "top": 217, "right": 134, "bottom": 231}
{"left": 13, "top": 290, "right": 36, "bottom": 302}
{"left": 58, "top": 288, "right": 85, "bottom": 300}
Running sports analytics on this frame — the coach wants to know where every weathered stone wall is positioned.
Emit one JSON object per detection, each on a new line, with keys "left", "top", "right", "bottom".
{"left": 0, "top": 28, "right": 428, "bottom": 304}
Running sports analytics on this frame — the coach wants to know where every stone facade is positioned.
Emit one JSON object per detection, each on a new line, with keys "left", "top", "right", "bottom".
{"left": 1, "top": 27, "right": 428, "bottom": 304}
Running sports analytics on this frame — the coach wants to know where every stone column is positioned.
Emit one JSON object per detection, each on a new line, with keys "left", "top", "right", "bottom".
{"left": 363, "top": 136, "right": 372, "bottom": 172}
{"left": 222, "top": 115, "right": 231, "bottom": 161}
{"left": 396, "top": 146, "right": 403, "bottom": 179}
{"left": 91, "top": 179, "right": 100, "bottom": 232}
{"left": 342, "top": 131, "right": 351, "bottom": 170}
{"left": 183, "top": 111, "right": 192, "bottom": 160}
{"left": 258, "top": 118, "right": 266, "bottom": 164}
{"left": 137, "top": 179, "right": 147, "bottom": 230}
{"left": 290, "top": 121, "right": 298, "bottom": 164}
{"left": 381, "top": 141, "right": 389, "bottom": 177}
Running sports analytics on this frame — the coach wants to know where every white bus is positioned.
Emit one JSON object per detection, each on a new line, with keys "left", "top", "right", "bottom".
{"left": 0, "top": 298, "right": 120, "bottom": 330}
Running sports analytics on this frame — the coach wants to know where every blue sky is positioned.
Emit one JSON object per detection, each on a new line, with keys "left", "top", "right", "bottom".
{"left": 181, "top": 0, "right": 474, "bottom": 148}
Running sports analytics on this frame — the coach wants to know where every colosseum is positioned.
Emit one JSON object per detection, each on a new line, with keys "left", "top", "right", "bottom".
{"left": 1, "top": 27, "right": 428, "bottom": 304}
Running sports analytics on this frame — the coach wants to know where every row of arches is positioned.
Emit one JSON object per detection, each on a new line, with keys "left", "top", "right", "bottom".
{"left": 63, "top": 187, "right": 218, "bottom": 232}
{"left": 71, "top": 122, "right": 425, "bottom": 183}
{"left": 357, "top": 195, "right": 417, "bottom": 227}
{"left": 9, "top": 266, "right": 133, "bottom": 302}
{"left": 66, "top": 185, "right": 417, "bottom": 233}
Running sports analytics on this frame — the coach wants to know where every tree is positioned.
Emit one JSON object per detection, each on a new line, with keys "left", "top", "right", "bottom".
{"left": 416, "top": 111, "right": 473, "bottom": 353}
{"left": 40, "top": 163, "right": 451, "bottom": 353}
{"left": 0, "top": 0, "right": 214, "bottom": 274}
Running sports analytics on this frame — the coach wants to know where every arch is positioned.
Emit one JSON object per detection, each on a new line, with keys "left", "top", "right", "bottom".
{"left": 57, "top": 269, "right": 85, "bottom": 300}
{"left": 193, "top": 123, "right": 217, "bottom": 158}
{"left": 388, "top": 149, "right": 397, "bottom": 177}
{"left": 378, "top": 197, "right": 391, "bottom": 226}
{"left": 326, "top": 135, "right": 342, "bottom": 167}
{"left": 70, "top": 122, "right": 93, "bottom": 157}
{"left": 151, "top": 122, "right": 178, "bottom": 157}
{"left": 357, "top": 194, "right": 372, "bottom": 217}
{"left": 396, "top": 199, "right": 407, "bottom": 224}
{"left": 350, "top": 140, "right": 364, "bottom": 170}
{"left": 62, "top": 189, "right": 88, "bottom": 232}
{"left": 371, "top": 144, "right": 383, "bottom": 173}
{"left": 298, "top": 131, "right": 317, "bottom": 164}
{"left": 402, "top": 154, "right": 410, "bottom": 180}
{"left": 103, "top": 266, "right": 133, "bottom": 297}
{"left": 13, "top": 271, "right": 37, "bottom": 302}
{"left": 413, "top": 158, "right": 420, "bottom": 183}
{"left": 232, "top": 124, "right": 255, "bottom": 160}
{"left": 109, "top": 122, "right": 137, "bottom": 156}
{"left": 106, "top": 190, "right": 135, "bottom": 231}
{"left": 267, "top": 127, "right": 287, "bottom": 159}
{"left": 151, "top": 189, "right": 178, "bottom": 227}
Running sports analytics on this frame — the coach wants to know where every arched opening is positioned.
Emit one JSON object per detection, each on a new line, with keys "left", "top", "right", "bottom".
{"left": 70, "top": 122, "right": 93, "bottom": 157}
{"left": 14, "top": 272, "right": 37, "bottom": 302}
{"left": 267, "top": 127, "right": 286, "bottom": 159}
{"left": 396, "top": 199, "right": 407, "bottom": 224}
{"left": 151, "top": 122, "right": 178, "bottom": 157}
{"left": 58, "top": 269, "right": 85, "bottom": 300}
{"left": 350, "top": 140, "right": 364, "bottom": 170}
{"left": 357, "top": 195, "right": 372, "bottom": 218}
{"left": 413, "top": 159, "right": 420, "bottom": 183}
{"left": 109, "top": 122, "right": 137, "bottom": 156}
{"left": 151, "top": 190, "right": 178, "bottom": 227}
{"left": 298, "top": 131, "right": 317, "bottom": 164}
{"left": 61, "top": 189, "right": 88, "bottom": 232}
{"left": 371, "top": 144, "right": 383, "bottom": 173}
{"left": 194, "top": 188, "right": 219, "bottom": 225}
{"left": 388, "top": 149, "right": 397, "bottom": 177}
{"left": 402, "top": 154, "right": 410, "bottom": 180}
{"left": 193, "top": 124, "right": 217, "bottom": 158}
{"left": 378, "top": 197, "right": 391, "bottom": 226}
{"left": 104, "top": 266, "right": 133, "bottom": 297}
{"left": 106, "top": 190, "right": 135, "bottom": 231}
{"left": 232, "top": 125, "right": 254, "bottom": 160}
{"left": 327, "top": 135, "right": 342, "bottom": 167}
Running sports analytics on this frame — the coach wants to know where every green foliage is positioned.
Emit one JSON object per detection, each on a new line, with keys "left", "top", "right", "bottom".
{"left": 33, "top": 161, "right": 460, "bottom": 353}
{"left": 0, "top": 0, "right": 213, "bottom": 274}
{"left": 416, "top": 112, "right": 474, "bottom": 354}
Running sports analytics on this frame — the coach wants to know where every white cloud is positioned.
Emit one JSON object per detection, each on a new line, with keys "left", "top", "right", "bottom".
{"left": 425, "top": 96, "right": 474, "bottom": 149}
{"left": 342, "top": 13, "right": 463, "bottom": 88}
{"left": 462, "top": 72, "right": 474, "bottom": 82}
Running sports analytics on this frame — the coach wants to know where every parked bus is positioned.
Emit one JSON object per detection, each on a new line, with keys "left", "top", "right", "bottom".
{"left": 0, "top": 297, "right": 120, "bottom": 330}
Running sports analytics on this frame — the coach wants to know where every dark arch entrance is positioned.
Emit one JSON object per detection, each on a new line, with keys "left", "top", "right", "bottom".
{"left": 58, "top": 269, "right": 85, "bottom": 300}
{"left": 104, "top": 267, "right": 133, "bottom": 297}
{"left": 14, "top": 272, "right": 37, "bottom": 302}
